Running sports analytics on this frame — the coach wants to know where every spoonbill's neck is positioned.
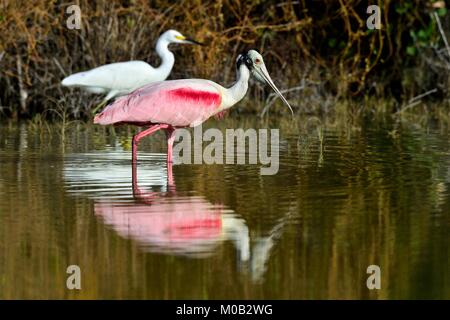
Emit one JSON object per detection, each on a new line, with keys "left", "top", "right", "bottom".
{"left": 154, "top": 37, "right": 175, "bottom": 81}
{"left": 222, "top": 65, "right": 250, "bottom": 110}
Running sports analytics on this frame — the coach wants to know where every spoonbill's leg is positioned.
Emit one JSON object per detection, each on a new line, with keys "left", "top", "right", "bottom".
{"left": 131, "top": 160, "right": 162, "bottom": 204}
{"left": 165, "top": 126, "right": 176, "bottom": 164}
{"left": 167, "top": 160, "right": 175, "bottom": 191}
{"left": 132, "top": 124, "right": 168, "bottom": 164}
{"left": 131, "top": 159, "right": 139, "bottom": 197}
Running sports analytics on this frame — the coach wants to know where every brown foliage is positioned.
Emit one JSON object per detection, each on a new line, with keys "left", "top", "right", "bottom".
{"left": 0, "top": 0, "right": 447, "bottom": 119}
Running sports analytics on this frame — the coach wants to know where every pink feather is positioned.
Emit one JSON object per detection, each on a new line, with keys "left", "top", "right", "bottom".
{"left": 94, "top": 79, "right": 223, "bottom": 127}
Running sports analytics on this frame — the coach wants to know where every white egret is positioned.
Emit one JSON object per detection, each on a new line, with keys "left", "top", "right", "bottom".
{"left": 61, "top": 29, "right": 202, "bottom": 103}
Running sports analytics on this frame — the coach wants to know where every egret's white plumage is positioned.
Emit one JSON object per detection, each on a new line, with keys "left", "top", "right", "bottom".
{"left": 61, "top": 29, "right": 201, "bottom": 101}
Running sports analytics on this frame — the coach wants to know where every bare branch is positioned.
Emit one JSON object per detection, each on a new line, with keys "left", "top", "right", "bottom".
{"left": 433, "top": 12, "right": 450, "bottom": 59}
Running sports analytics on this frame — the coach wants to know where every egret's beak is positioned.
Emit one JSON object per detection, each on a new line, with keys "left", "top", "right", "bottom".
{"left": 176, "top": 35, "right": 204, "bottom": 46}
{"left": 252, "top": 63, "right": 294, "bottom": 116}
{"left": 185, "top": 38, "right": 204, "bottom": 45}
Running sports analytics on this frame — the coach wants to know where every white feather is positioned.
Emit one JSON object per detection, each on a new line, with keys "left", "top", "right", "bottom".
{"left": 62, "top": 61, "right": 158, "bottom": 96}
{"left": 61, "top": 29, "right": 194, "bottom": 101}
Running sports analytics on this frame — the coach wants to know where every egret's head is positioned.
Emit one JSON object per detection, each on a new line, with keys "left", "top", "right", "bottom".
{"left": 163, "top": 29, "right": 203, "bottom": 45}
{"left": 237, "top": 50, "right": 293, "bottom": 115}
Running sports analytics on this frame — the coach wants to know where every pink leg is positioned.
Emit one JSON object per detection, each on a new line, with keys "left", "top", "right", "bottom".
{"left": 131, "top": 160, "right": 139, "bottom": 197}
{"left": 167, "top": 161, "right": 175, "bottom": 191}
{"left": 131, "top": 160, "right": 161, "bottom": 204}
{"left": 165, "top": 126, "right": 176, "bottom": 164}
{"left": 165, "top": 126, "right": 176, "bottom": 190}
{"left": 132, "top": 124, "right": 168, "bottom": 164}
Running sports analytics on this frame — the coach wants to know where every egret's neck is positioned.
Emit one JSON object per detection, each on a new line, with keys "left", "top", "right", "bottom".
{"left": 155, "top": 38, "right": 175, "bottom": 80}
{"left": 222, "top": 65, "right": 250, "bottom": 110}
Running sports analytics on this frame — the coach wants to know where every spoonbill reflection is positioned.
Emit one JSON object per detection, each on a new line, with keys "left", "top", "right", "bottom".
{"left": 63, "top": 150, "right": 292, "bottom": 281}
{"left": 62, "top": 30, "right": 202, "bottom": 102}
{"left": 63, "top": 152, "right": 249, "bottom": 261}
{"left": 93, "top": 162, "right": 250, "bottom": 259}
{"left": 94, "top": 49, "right": 293, "bottom": 164}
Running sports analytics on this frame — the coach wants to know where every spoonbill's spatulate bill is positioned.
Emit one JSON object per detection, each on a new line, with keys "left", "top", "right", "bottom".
{"left": 61, "top": 30, "right": 202, "bottom": 101}
{"left": 93, "top": 49, "right": 293, "bottom": 164}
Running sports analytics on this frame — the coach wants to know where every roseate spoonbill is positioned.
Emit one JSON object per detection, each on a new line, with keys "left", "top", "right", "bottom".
{"left": 61, "top": 30, "right": 202, "bottom": 103}
{"left": 93, "top": 49, "right": 293, "bottom": 164}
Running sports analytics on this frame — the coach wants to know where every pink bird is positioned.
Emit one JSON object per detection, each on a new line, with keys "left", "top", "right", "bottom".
{"left": 94, "top": 49, "right": 293, "bottom": 164}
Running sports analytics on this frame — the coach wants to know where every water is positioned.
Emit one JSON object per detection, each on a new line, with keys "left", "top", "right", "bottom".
{"left": 0, "top": 118, "right": 449, "bottom": 299}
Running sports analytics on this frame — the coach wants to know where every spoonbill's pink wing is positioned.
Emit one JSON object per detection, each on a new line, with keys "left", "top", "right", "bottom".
{"left": 94, "top": 79, "right": 223, "bottom": 127}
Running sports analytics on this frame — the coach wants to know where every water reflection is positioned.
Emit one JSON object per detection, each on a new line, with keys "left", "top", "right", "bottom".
{"left": 251, "top": 214, "right": 290, "bottom": 282}
{"left": 63, "top": 151, "right": 289, "bottom": 281}
{"left": 3, "top": 120, "right": 449, "bottom": 298}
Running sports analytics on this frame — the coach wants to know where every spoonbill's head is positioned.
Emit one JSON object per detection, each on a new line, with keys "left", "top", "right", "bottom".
{"left": 237, "top": 49, "right": 293, "bottom": 115}
{"left": 163, "top": 29, "right": 203, "bottom": 46}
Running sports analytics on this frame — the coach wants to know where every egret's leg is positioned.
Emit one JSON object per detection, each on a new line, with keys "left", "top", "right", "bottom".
{"left": 132, "top": 124, "right": 168, "bottom": 164}
{"left": 92, "top": 99, "right": 108, "bottom": 114}
{"left": 165, "top": 126, "right": 176, "bottom": 164}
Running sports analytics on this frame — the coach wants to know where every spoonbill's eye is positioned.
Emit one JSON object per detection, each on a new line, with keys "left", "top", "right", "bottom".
{"left": 255, "top": 58, "right": 261, "bottom": 64}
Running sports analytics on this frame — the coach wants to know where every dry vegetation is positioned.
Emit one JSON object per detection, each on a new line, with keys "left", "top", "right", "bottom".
{"left": 0, "top": 0, "right": 449, "bottom": 120}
